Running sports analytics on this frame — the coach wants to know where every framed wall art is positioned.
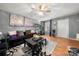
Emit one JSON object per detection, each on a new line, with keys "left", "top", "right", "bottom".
{"left": 9, "top": 14, "right": 24, "bottom": 27}
{"left": 24, "top": 18, "right": 33, "bottom": 27}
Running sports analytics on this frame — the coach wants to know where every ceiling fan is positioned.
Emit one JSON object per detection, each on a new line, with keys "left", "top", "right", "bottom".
{"left": 31, "top": 4, "right": 51, "bottom": 15}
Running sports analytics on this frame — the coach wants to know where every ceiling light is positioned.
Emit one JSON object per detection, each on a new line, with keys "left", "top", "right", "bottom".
{"left": 31, "top": 4, "right": 51, "bottom": 16}
{"left": 32, "top": 4, "right": 49, "bottom": 11}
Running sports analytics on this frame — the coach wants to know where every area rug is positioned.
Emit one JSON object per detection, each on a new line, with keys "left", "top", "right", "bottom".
{"left": 8, "top": 40, "right": 57, "bottom": 56}
{"left": 42, "top": 40, "right": 57, "bottom": 55}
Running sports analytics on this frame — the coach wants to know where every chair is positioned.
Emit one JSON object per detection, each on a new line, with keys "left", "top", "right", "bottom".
{"left": 31, "top": 38, "right": 47, "bottom": 56}
{"left": 22, "top": 42, "right": 32, "bottom": 56}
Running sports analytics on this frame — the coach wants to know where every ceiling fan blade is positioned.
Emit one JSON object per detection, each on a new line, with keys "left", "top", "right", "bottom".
{"left": 46, "top": 10, "right": 51, "bottom": 12}
{"left": 40, "top": 10, "right": 51, "bottom": 12}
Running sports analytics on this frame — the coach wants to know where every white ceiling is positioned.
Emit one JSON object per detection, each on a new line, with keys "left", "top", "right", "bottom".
{"left": 0, "top": 3, "right": 79, "bottom": 21}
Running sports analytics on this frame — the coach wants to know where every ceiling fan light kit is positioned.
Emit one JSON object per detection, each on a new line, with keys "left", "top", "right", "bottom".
{"left": 31, "top": 4, "right": 50, "bottom": 16}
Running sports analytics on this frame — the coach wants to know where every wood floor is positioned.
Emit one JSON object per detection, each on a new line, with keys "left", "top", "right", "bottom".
{"left": 42, "top": 35, "right": 79, "bottom": 56}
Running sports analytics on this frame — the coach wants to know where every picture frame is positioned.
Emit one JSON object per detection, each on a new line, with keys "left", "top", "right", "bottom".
{"left": 9, "top": 14, "right": 24, "bottom": 27}
{"left": 24, "top": 18, "right": 33, "bottom": 27}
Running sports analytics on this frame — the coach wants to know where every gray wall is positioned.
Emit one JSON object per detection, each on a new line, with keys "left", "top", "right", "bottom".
{"left": 0, "top": 10, "right": 38, "bottom": 33}
{"left": 54, "top": 14, "right": 79, "bottom": 39}
{"left": 42, "top": 13, "right": 79, "bottom": 39}
{"left": 69, "top": 14, "right": 79, "bottom": 38}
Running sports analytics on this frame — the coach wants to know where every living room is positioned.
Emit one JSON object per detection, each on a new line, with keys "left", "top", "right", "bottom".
{"left": 0, "top": 3, "right": 79, "bottom": 56}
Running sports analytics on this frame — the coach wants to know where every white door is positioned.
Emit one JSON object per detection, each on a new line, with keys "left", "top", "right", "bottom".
{"left": 57, "top": 19, "right": 69, "bottom": 38}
